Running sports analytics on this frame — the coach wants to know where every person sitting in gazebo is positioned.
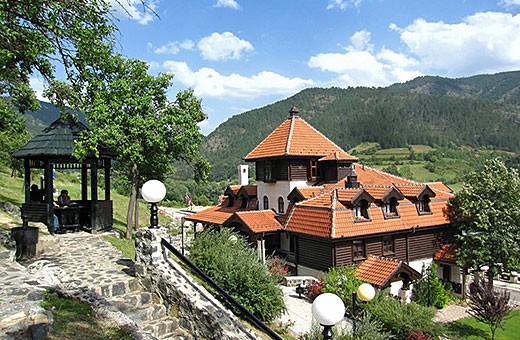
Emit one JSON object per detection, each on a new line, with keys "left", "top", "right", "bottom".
{"left": 29, "top": 184, "right": 44, "bottom": 202}
{"left": 57, "top": 190, "right": 72, "bottom": 207}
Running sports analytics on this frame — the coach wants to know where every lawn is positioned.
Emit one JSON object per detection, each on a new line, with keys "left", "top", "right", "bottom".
{"left": 446, "top": 309, "right": 520, "bottom": 340}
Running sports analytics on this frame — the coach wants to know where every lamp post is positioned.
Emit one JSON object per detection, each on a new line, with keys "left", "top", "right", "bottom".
{"left": 352, "top": 283, "right": 375, "bottom": 333}
{"left": 141, "top": 180, "right": 166, "bottom": 228}
{"left": 312, "top": 293, "right": 345, "bottom": 340}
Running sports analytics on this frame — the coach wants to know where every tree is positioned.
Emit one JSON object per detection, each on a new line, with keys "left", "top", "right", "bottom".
{"left": 450, "top": 159, "right": 520, "bottom": 286}
{"left": 0, "top": 100, "right": 30, "bottom": 170}
{"left": 0, "top": 0, "right": 115, "bottom": 112}
{"left": 467, "top": 276, "right": 513, "bottom": 340}
{"left": 412, "top": 263, "right": 448, "bottom": 309}
{"left": 75, "top": 55, "right": 209, "bottom": 240}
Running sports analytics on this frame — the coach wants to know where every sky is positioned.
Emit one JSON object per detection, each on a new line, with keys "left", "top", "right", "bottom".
{"left": 31, "top": 0, "right": 520, "bottom": 135}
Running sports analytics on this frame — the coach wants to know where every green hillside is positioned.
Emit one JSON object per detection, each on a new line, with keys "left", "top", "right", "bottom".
{"left": 202, "top": 71, "right": 520, "bottom": 181}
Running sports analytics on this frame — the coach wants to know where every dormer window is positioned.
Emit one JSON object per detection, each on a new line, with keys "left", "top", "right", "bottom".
{"left": 418, "top": 194, "right": 431, "bottom": 214}
{"left": 263, "top": 196, "right": 269, "bottom": 210}
{"left": 383, "top": 197, "right": 399, "bottom": 218}
{"left": 227, "top": 196, "right": 235, "bottom": 207}
{"left": 278, "top": 197, "right": 285, "bottom": 214}
{"left": 354, "top": 199, "right": 370, "bottom": 222}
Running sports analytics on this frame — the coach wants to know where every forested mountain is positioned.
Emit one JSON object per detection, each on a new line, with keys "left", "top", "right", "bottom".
{"left": 202, "top": 71, "right": 520, "bottom": 181}
{"left": 22, "top": 72, "right": 520, "bottom": 182}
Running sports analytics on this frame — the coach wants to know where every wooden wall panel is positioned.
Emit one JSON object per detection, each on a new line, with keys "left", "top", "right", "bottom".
{"left": 275, "top": 160, "right": 289, "bottom": 180}
{"left": 408, "top": 229, "right": 442, "bottom": 260}
{"left": 394, "top": 234, "right": 407, "bottom": 261}
{"left": 298, "top": 236, "right": 332, "bottom": 272}
{"left": 334, "top": 241, "right": 352, "bottom": 266}
{"left": 366, "top": 237, "right": 382, "bottom": 257}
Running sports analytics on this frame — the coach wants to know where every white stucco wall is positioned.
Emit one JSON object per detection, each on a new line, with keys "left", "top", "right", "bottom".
{"left": 257, "top": 180, "right": 308, "bottom": 213}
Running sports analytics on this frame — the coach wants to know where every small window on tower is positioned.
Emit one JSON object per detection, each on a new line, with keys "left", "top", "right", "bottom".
{"left": 263, "top": 196, "right": 269, "bottom": 210}
{"left": 309, "top": 159, "right": 318, "bottom": 180}
{"left": 278, "top": 197, "right": 285, "bottom": 214}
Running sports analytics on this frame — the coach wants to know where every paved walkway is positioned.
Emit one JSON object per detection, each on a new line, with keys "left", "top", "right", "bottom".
{"left": 0, "top": 229, "right": 189, "bottom": 339}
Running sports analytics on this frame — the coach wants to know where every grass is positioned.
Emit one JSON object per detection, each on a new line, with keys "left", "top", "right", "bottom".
{"left": 40, "top": 291, "right": 134, "bottom": 340}
{"left": 0, "top": 166, "right": 172, "bottom": 258}
{"left": 446, "top": 309, "right": 520, "bottom": 340}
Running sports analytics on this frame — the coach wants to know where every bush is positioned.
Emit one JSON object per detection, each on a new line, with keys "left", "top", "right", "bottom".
{"left": 189, "top": 228, "right": 285, "bottom": 321}
{"left": 322, "top": 266, "right": 363, "bottom": 313}
{"left": 365, "top": 292, "right": 440, "bottom": 339}
{"left": 412, "top": 264, "right": 449, "bottom": 309}
{"left": 306, "top": 278, "right": 325, "bottom": 301}
{"left": 267, "top": 256, "right": 289, "bottom": 284}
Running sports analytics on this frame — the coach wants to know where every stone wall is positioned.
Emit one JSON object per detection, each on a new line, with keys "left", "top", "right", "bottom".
{"left": 135, "top": 227, "right": 260, "bottom": 339}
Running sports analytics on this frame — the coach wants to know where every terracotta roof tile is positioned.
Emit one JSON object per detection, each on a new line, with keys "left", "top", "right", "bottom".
{"left": 355, "top": 255, "right": 401, "bottom": 287}
{"left": 245, "top": 116, "right": 346, "bottom": 160}
{"left": 295, "top": 187, "right": 324, "bottom": 199}
{"left": 434, "top": 244, "right": 458, "bottom": 263}
{"left": 233, "top": 210, "right": 283, "bottom": 233}
{"left": 319, "top": 151, "right": 358, "bottom": 162}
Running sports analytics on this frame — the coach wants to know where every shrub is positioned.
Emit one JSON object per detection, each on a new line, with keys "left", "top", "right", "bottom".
{"left": 306, "top": 278, "right": 325, "bottom": 301}
{"left": 267, "top": 256, "right": 289, "bottom": 284}
{"left": 412, "top": 264, "right": 449, "bottom": 309}
{"left": 189, "top": 228, "right": 285, "bottom": 321}
{"left": 322, "top": 266, "right": 363, "bottom": 313}
{"left": 365, "top": 292, "right": 440, "bottom": 339}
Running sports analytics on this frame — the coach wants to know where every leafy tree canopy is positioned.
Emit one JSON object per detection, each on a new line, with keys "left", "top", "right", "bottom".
{"left": 450, "top": 159, "right": 520, "bottom": 279}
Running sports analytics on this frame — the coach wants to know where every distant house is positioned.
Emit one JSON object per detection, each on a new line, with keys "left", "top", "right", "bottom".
{"left": 186, "top": 107, "right": 459, "bottom": 296}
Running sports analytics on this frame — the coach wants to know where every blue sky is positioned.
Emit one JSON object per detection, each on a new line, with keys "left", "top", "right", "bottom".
{"left": 31, "top": 0, "right": 520, "bottom": 134}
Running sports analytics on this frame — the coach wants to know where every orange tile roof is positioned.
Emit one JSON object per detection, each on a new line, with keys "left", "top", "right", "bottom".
{"left": 185, "top": 205, "right": 238, "bottom": 225}
{"left": 295, "top": 187, "right": 324, "bottom": 199}
{"left": 319, "top": 151, "right": 358, "bottom": 162}
{"left": 232, "top": 210, "right": 283, "bottom": 233}
{"left": 238, "top": 185, "right": 257, "bottom": 197}
{"left": 434, "top": 244, "right": 458, "bottom": 263}
{"left": 427, "top": 182, "right": 453, "bottom": 194}
{"left": 356, "top": 255, "right": 401, "bottom": 287}
{"left": 363, "top": 186, "right": 393, "bottom": 201}
{"left": 245, "top": 115, "right": 347, "bottom": 160}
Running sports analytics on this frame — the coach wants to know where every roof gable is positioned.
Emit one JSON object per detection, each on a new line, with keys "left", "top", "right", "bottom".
{"left": 355, "top": 255, "right": 421, "bottom": 288}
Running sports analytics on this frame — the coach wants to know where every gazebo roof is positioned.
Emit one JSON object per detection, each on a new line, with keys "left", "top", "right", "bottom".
{"left": 13, "top": 116, "right": 111, "bottom": 160}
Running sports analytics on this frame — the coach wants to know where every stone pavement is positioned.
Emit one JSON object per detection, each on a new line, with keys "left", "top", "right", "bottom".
{"left": 0, "top": 229, "right": 190, "bottom": 339}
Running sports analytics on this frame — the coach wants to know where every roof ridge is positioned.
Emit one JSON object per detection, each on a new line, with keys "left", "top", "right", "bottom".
{"left": 330, "top": 189, "right": 338, "bottom": 238}
{"left": 285, "top": 116, "right": 295, "bottom": 155}
{"left": 357, "top": 163, "right": 421, "bottom": 185}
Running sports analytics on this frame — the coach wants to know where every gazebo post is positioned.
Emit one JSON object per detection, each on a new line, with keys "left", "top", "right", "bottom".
{"left": 91, "top": 161, "right": 98, "bottom": 231}
{"left": 81, "top": 164, "right": 88, "bottom": 201}
{"left": 23, "top": 159, "right": 30, "bottom": 203}
{"left": 104, "top": 159, "right": 110, "bottom": 201}
{"left": 44, "top": 162, "right": 54, "bottom": 232}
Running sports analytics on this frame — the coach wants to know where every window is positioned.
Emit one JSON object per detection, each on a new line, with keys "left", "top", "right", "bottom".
{"left": 278, "top": 197, "right": 285, "bottom": 214}
{"left": 264, "top": 160, "right": 273, "bottom": 181}
{"left": 240, "top": 195, "right": 248, "bottom": 208}
{"left": 383, "top": 236, "right": 394, "bottom": 255}
{"left": 354, "top": 199, "right": 370, "bottom": 221}
{"left": 383, "top": 197, "right": 399, "bottom": 218}
{"left": 353, "top": 240, "right": 365, "bottom": 260}
{"left": 227, "top": 196, "right": 235, "bottom": 207}
{"left": 418, "top": 195, "right": 431, "bottom": 214}
{"left": 263, "top": 196, "right": 269, "bottom": 210}
{"left": 309, "top": 159, "right": 318, "bottom": 180}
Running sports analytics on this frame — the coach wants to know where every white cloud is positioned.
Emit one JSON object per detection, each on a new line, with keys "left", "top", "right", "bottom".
{"left": 394, "top": 12, "right": 520, "bottom": 76}
{"left": 153, "top": 40, "right": 195, "bottom": 55}
{"left": 197, "top": 32, "right": 253, "bottom": 61}
{"left": 214, "top": 0, "right": 240, "bottom": 10}
{"left": 163, "top": 61, "right": 313, "bottom": 99}
{"left": 109, "top": 0, "right": 156, "bottom": 25}
{"left": 29, "top": 77, "right": 46, "bottom": 101}
{"left": 326, "top": 0, "right": 363, "bottom": 11}
{"left": 308, "top": 30, "right": 422, "bottom": 87}
{"left": 499, "top": 0, "right": 520, "bottom": 8}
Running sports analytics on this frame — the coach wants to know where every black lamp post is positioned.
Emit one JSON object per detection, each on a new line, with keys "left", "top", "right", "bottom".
{"left": 141, "top": 180, "right": 166, "bottom": 228}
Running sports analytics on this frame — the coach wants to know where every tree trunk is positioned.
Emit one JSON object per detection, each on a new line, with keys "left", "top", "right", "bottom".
{"left": 134, "top": 191, "right": 139, "bottom": 230}
{"left": 487, "top": 265, "right": 495, "bottom": 289}
{"left": 126, "top": 163, "right": 138, "bottom": 240}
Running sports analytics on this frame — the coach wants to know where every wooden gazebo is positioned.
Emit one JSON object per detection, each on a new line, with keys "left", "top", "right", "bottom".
{"left": 13, "top": 116, "right": 113, "bottom": 233}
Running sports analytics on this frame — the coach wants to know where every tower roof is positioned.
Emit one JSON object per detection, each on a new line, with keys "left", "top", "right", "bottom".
{"left": 245, "top": 107, "right": 355, "bottom": 161}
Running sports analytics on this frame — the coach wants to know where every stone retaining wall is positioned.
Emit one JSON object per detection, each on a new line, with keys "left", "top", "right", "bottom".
{"left": 135, "top": 227, "right": 260, "bottom": 339}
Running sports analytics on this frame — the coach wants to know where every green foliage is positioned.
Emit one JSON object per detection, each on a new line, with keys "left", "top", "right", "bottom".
{"left": 365, "top": 292, "right": 440, "bottom": 340}
{"left": 446, "top": 308, "right": 520, "bottom": 340}
{"left": 266, "top": 256, "right": 289, "bottom": 284}
{"left": 0, "top": 0, "right": 115, "bottom": 111}
{"left": 0, "top": 100, "right": 30, "bottom": 169}
{"left": 467, "top": 277, "right": 513, "bottom": 340}
{"left": 450, "top": 159, "right": 520, "bottom": 278}
{"left": 412, "top": 264, "right": 449, "bottom": 309}
{"left": 322, "top": 266, "right": 363, "bottom": 314}
{"left": 189, "top": 228, "right": 285, "bottom": 322}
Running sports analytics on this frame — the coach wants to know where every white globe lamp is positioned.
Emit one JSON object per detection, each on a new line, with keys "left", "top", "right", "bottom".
{"left": 312, "top": 293, "right": 345, "bottom": 339}
{"left": 141, "top": 180, "right": 166, "bottom": 228}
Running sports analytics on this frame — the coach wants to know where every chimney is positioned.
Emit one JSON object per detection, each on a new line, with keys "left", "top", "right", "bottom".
{"left": 345, "top": 168, "right": 359, "bottom": 189}
{"left": 238, "top": 165, "right": 249, "bottom": 186}
{"left": 289, "top": 106, "right": 300, "bottom": 118}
